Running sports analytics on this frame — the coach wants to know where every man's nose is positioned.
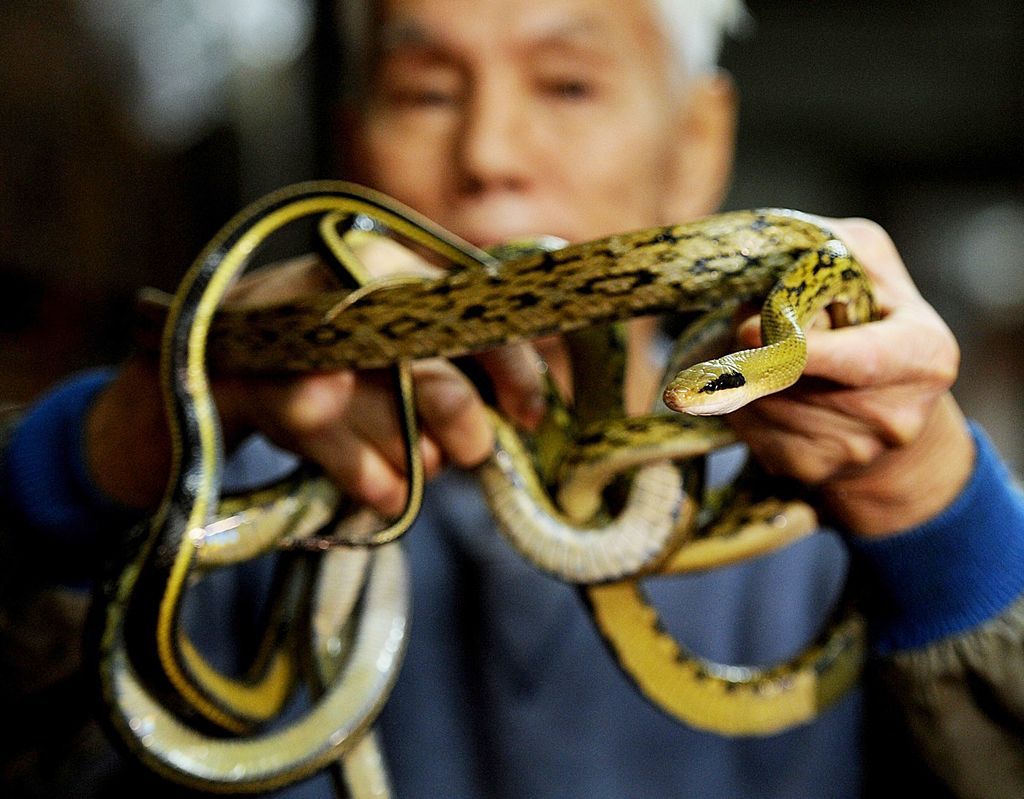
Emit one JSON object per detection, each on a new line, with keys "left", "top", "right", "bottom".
{"left": 455, "top": 76, "right": 532, "bottom": 194}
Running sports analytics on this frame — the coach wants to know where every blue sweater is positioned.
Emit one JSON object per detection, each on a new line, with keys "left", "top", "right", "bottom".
{"left": 4, "top": 371, "right": 1024, "bottom": 798}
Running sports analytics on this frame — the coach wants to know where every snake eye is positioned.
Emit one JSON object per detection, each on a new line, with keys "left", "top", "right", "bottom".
{"left": 699, "top": 371, "right": 746, "bottom": 394}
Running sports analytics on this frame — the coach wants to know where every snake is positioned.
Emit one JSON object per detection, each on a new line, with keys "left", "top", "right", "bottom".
{"left": 99, "top": 180, "right": 877, "bottom": 791}
{"left": 92, "top": 190, "right": 418, "bottom": 791}
{"left": 507, "top": 306, "right": 867, "bottom": 735}
{"left": 99, "top": 542, "right": 408, "bottom": 793}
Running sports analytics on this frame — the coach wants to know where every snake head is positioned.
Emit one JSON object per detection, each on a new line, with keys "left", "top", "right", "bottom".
{"left": 662, "top": 355, "right": 753, "bottom": 416}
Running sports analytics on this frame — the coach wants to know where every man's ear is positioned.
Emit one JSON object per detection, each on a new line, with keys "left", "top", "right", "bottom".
{"left": 661, "top": 71, "right": 738, "bottom": 223}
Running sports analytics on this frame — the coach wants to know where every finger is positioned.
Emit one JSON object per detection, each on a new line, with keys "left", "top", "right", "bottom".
{"left": 232, "top": 372, "right": 401, "bottom": 514}
{"left": 295, "top": 384, "right": 446, "bottom": 515}
{"left": 247, "top": 364, "right": 467, "bottom": 481}
{"left": 473, "top": 344, "right": 547, "bottom": 430}
{"left": 737, "top": 310, "right": 894, "bottom": 387}
{"left": 812, "top": 217, "right": 932, "bottom": 314}
{"left": 736, "top": 392, "right": 883, "bottom": 454}
{"left": 414, "top": 434, "right": 442, "bottom": 478}
{"left": 412, "top": 358, "right": 496, "bottom": 468}
{"left": 801, "top": 307, "right": 959, "bottom": 389}
{"left": 729, "top": 406, "right": 830, "bottom": 483}
{"left": 347, "top": 370, "right": 423, "bottom": 472}
{"left": 331, "top": 370, "right": 447, "bottom": 482}
{"left": 243, "top": 371, "right": 358, "bottom": 442}
{"left": 352, "top": 234, "right": 447, "bottom": 280}
{"left": 225, "top": 255, "right": 339, "bottom": 307}
{"left": 731, "top": 399, "right": 886, "bottom": 483}
{"left": 309, "top": 428, "right": 412, "bottom": 518}
{"left": 242, "top": 373, "right": 411, "bottom": 516}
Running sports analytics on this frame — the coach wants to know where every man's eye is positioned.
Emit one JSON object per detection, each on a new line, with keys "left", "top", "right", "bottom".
{"left": 390, "top": 87, "right": 458, "bottom": 108}
{"left": 542, "top": 79, "right": 594, "bottom": 101}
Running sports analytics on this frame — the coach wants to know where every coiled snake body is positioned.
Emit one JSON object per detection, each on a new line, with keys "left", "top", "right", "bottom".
{"left": 95, "top": 181, "right": 876, "bottom": 793}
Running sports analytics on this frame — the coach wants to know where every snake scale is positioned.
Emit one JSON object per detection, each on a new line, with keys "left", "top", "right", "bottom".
{"left": 96, "top": 180, "right": 877, "bottom": 793}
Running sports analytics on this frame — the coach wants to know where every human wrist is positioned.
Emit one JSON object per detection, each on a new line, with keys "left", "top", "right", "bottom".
{"left": 846, "top": 420, "right": 1024, "bottom": 652}
{"left": 819, "top": 394, "right": 974, "bottom": 538}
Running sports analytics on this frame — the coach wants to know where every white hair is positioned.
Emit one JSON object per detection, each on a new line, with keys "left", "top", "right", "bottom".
{"left": 653, "top": 0, "right": 752, "bottom": 77}
{"left": 334, "top": 0, "right": 751, "bottom": 102}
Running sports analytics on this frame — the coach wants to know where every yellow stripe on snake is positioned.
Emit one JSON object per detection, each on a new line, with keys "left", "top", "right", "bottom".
{"left": 94, "top": 181, "right": 876, "bottom": 793}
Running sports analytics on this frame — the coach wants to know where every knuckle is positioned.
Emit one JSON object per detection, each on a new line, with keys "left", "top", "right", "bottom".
{"left": 793, "top": 461, "right": 835, "bottom": 486}
{"left": 930, "top": 333, "right": 961, "bottom": 388}
{"left": 839, "top": 217, "right": 892, "bottom": 252}
{"left": 842, "top": 435, "right": 883, "bottom": 467}
{"left": 877, "top": 407, "right": 925, "bottom": 447}
{"left": 849, "top": 342, "right": 884, "bottom": 387}
{"left": 787, "top": 462, "right": 831, "bottom": 486}
{"left": 751, "top": 440, "right": 833, "bottom": 485}
{"left": 353, "top": 473, "right": 408, "bottom": 518}
{"left": 442, "top": 428, "right": 493, "bottom": 471}
{"left": 833, "top": 217, "right": 904, "bottom": 276}
{"left": 419, "top": 438, "right": 444, "bottom": 477}
{"left": 280, "top": 375, "right": 353, "bottom": 438}
{"left": 426, "top": 385, "right": 477, "bottom": 432}
{"left": 413, "top": 360, "right": 478, "bottom": 426}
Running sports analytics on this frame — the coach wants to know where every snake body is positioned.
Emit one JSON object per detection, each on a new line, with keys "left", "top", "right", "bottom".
{"left": 185, "top": 186, "right": 875, "bottom": 409}
{"left": 479, "top": 411, "right": 694, "bottom": 582}
{"left": 102, "top": 544, "right": 407, "bottom": 793}
{"left": 519, "top": 307, "right": 867, "bottom": 735}
{"left": 99, "top": 180, "right": 878, "bottom": 792}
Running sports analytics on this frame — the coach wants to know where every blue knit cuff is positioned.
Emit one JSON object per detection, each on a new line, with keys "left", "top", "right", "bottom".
{"left": 848, "top": 422, "right": 1024, "bottom": 654}
{"left": 4, "top": 368, "right": 124, "bottom": 543}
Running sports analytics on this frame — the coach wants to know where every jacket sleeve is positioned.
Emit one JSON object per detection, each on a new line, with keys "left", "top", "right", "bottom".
{"left": 849, "top": 423, "right": 1024, "bottom": 799}
{"left": 0, "top": 400, "right": 116, "bottom": 793}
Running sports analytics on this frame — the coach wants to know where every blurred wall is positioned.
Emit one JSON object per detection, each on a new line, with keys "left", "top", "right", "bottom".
{"left": 1, "top": 0, "right": 1021, "bottom": 467}
{"left": 720, "top": 0, "right": 1023, "bottom": 469}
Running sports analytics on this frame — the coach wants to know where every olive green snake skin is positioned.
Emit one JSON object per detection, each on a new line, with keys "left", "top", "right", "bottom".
{"left": 94, "top": 180, "right": 877, "bottom": 793}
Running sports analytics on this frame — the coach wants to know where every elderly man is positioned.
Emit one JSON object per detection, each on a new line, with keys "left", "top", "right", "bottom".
{"left": 2, "top": 0, "right": 1023, "bottom": 797}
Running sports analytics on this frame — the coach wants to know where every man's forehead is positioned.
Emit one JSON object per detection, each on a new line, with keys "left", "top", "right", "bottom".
{"left": 376, "top": 0, "right": 661, "bottom": 54}
{"left": 380, "top": 16, "right": 601, "bottom": 51}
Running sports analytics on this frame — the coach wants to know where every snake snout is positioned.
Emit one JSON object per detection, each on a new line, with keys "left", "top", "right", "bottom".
{"left": 663, "top": 360, "right": 754, "bottom": 416}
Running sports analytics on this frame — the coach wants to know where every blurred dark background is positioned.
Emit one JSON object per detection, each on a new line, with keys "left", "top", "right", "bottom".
{"left": 1, "top": 0, "right": 1021, "bottom": 468}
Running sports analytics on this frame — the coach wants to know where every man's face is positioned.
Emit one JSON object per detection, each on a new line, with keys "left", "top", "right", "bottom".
{"left": 355, "top": 0, "right": 688, "bottom": 246}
